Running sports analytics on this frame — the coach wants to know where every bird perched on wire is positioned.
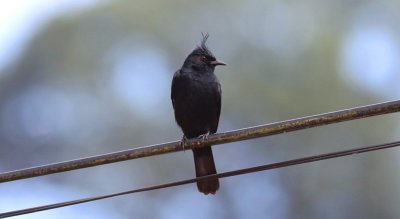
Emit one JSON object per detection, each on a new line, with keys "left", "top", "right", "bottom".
{"left": 171, "top": 33, "right": 226, "bottom": 195}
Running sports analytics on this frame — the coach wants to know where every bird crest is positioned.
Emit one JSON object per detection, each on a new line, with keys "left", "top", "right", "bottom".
{"left": 191, "top": 32, "right": 215, "bottom": 58}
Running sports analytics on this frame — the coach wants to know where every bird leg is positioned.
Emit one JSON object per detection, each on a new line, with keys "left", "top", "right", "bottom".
{"left": 180, "top": 135, "right": 188, "bottom": 151}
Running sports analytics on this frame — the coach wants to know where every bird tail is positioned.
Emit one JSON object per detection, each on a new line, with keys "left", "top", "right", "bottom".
{"left": 192, "top": 146, "right": 219, "bottom": 195}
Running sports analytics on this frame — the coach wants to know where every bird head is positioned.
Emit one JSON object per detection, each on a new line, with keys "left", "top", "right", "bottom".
{"left": 182, "top": 33, "right": 226, "bottom": 73}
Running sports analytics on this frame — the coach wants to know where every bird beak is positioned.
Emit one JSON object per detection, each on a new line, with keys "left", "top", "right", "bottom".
{"left": 210, "top": 60, "right": 227, "bottom": 66}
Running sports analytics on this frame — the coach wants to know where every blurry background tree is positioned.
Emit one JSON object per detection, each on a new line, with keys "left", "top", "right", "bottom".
{"left": 1, "top": 0, "right": 400, "bottom": 218}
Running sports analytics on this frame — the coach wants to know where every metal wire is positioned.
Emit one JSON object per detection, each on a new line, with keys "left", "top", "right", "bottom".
{"left": 1, "top": 140, "right": 400, "bottom": 218}
{"left": 1, "top": 99, "right": 400, "bottom": 183}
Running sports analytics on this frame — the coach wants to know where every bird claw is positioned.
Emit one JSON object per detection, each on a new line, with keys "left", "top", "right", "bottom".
{"left": 180, "top": 135, "right": 188, "bottom": 151}
{"left": 181, "top": 132, "right": 210, "bottom": 150}
{"left": 198, "top": 132, "right": 210, "bottom": 143}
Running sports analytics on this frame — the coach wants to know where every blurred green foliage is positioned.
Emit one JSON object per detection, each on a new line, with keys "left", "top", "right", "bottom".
{"left": 1, "top": 1, "right": 400, "bottom": 218}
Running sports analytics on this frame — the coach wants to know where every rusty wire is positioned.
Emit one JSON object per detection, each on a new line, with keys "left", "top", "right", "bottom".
{"left": 1, "top": 100, "right": 400, "bottom": 183}
{"left": 2, "top": 140, "right": 400, "bottom": 218}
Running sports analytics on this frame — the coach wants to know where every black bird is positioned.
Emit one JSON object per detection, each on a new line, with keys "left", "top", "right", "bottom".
{"left": 171, "top": 33, "right": 226, "bottom": 195}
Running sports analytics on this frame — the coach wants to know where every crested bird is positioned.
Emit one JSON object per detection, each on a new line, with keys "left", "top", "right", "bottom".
{"left": 171, "top": 33, "right": 226, "bottom": 195}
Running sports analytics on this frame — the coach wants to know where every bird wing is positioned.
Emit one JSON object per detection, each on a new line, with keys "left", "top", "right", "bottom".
{"left": 171, "top": 70, "right": 181, "bottom": 109}
{"left": 212, "top": 82, "right": 221, "bottom": 134}
{"left": 171, "top": 69, "right": 190, "bottom": 112}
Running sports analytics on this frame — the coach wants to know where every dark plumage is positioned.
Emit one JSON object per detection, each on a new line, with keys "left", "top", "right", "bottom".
{"left": 171, "top": 33, "right": 226, "bottom": 195}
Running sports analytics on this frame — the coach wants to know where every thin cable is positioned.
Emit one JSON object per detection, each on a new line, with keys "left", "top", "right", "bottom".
{"left": 2, "top": 140, "right": 399, "bottom": 218}
{"left": 1, "top": 100, "right": 400, "bottom": 183}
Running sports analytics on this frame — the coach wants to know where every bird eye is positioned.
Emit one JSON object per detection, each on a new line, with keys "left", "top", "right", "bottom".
{"left": 200, "top": 55, "right": 207, "bottom": 61}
